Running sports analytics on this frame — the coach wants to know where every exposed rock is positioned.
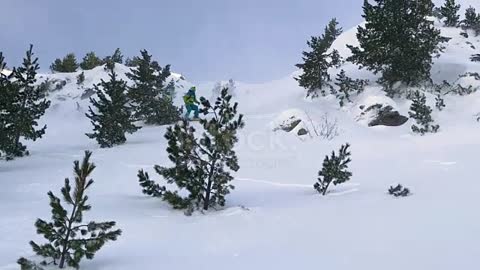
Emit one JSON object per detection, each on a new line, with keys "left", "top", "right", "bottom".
{"left": 280, "top": 118, "right": 302, "bottom": 132}
{"left": 368, "top": 105, "right": 408, "bottom": 127}
{"left": 297, "top": 128, "right": 309, "bottom": 136}
{"left": 81, "top": 88, "right": 95, "bottom": 100}
{"left": 359, "top": 103, "right": 408, "bottom": 127}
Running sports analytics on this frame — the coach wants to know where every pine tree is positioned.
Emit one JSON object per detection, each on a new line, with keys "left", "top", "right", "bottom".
{"left": 127, "top": 49, "right": 179, "bottom": 125}
{"left": 440, "top": 0, "right": 461, "bottom": 27}
{"left": 314, "top": 144, "right": 352, "bottom": 196}
{"left": 17, "top": 151, "right": 122, "bottom": 269}
{"left": 125, "top": 56, "right": 142, "bottom": 67}
{"left": 50, "top": 53, "right": 79, "bottom": 73}
{"left": 76, "top": 72, "right": 85, "bottom": 86}
{"left": 464, "top": 6, "right": 480, "bottom": 36}
{"left": 464, "top": 6, "right": 479, "bottom": 27}
{"left": 138, "top": 88, "right": 244, "bottom": 211}
{"left": 103, "top": 48, "right": 123, "bottom": 65}
{"left": 86, "top": 63, "right": 140, "bottom": 148}
{"left": 296, "top": 18, "right": 343, "bottom": 97}
{"left": 80, "top": 52, "right": 103, "bottom": 70}
{"left": 2, "top": 45, "right": 51, "bottom": 159}
{"left": 334, "top": 70, "right": 367, "bottom": 107}
{"left": 347, "top": 0, "right": 441, "bottom": 93}
{"left": 409, "top": 90, "right": 440, "bottom": 135}
{"left": 111, "top": 48, "right": 123, "bottom": 64}
{"left": 0, "top": 53, "right": 14, "bottom": 158}
{"left": 49, "top": 59, "right": 63, "bottom": 73}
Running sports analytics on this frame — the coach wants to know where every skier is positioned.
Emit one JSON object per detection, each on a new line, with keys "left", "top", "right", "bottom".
{"left": 183, "top": 86, "right": 200, "bottom": 120}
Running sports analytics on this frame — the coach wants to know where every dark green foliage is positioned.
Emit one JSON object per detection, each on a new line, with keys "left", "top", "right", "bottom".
{"left": 434, "top": 82, "right": 447, "bottom": 111}
{"left": 77, "top": 72, "right": 85, "bottom": 86}
{"left": 471, "top": 54, "right": 480, "bottom": 62}
{"left": 334, "top": 70, "right": 368, "bottom": 107}
{"left": 0, "top": 45, "right": 51, "bottom": 160}
{"left": 127, "top": 49, "right": 180, "bottom": 125}
{"left": 463, "top": 6, "right": 480, "bottom": 30}
{"left": 296, "top": 18, "right": 343, "bottom": 97}
{"left": 388, "top": 184, "right": 411, "bottom": 197}
{"left": 50, "top": 53, "right": 79, "bottom": 73}
{"left": 125, "top": 56, "right": 142, "bottom": 67}
{"left": 103, "top": 48, "right": 123, "bottom": 65}
{"left": 80, "top": 52, "right": 103, "bottom": 70}
{"left": 86, "top": 63, "right": 140, "bottom": 148}
{"left": 17, "top": 258, "right": 45, "bottom": 270}
{"left": 314, "top": 144, "right": 352, "bottom": 196}
{"left": 138, "top": 88, "right": 244, "bottom": 211}
{"left": 0, "top": 53, "right": 13, "bottom": 159}
{"left": 440, "top": 0, "right": 461, "bottom": 27}
{"left": 409, "top": 90, "right": 440, "bottom": 135}
{"left": 432, "top": 7, "right": 444, "bottom": 19}
{"left": 347, "top": 0, "right": 441, "bottom": 92}
{"left": 18, "top": 151, "right": 122, "bottom": 269}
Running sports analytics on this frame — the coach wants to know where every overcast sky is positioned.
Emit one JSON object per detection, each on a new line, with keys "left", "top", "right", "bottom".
{"left": 0, "top": 0, "right": 363, "bottom": 83}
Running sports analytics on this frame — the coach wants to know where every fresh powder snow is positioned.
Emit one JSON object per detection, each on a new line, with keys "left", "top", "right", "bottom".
{"left": 1, "top": 4, "right": 480, "bottom": 270}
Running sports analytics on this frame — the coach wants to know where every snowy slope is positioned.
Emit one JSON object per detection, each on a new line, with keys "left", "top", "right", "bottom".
{"left": 2, "top": 4, "right": 480, "bottom": 270}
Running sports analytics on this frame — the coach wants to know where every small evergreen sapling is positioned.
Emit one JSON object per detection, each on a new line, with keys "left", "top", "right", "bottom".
{"left": 138, "top": 88, "right": 244, "bottom": 211}
{"left": 409, "top": 90, "right": 440, "bottom": 135}
{"left": 434, "top": 84, "right": 446, "bottom": 111}
{"left": 314, "top": 144, "right": 352, "bottom": 195}
{"left": 18, "top": 151, "right": 121, "bottom": 269}
{"left": 86, "top": 63, "right": 140, "bottom": 148}
{"left": 440, "top": 0, "right": 461, "bottom": 27}
{"left": 388, "top": 184, "right": 411, "bottom": 197}
{"left": 76, "top": 72, "right": 85, "bottom": 87}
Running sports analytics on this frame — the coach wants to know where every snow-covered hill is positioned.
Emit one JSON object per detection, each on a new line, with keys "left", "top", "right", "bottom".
{"left": 2, "top": 3, "right": 480, "bottom": 270}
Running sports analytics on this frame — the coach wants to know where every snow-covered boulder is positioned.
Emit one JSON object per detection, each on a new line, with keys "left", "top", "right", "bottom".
{"left": 355, "top": 93, "right": 408, "bottom": 127}
{"left": 362, "top": 104, "right": 409, "bottom": 127}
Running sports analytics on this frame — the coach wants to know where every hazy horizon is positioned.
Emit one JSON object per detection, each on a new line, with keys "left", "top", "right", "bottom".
{"left": 0, "top": 0, "right": 362, "bottom": 84}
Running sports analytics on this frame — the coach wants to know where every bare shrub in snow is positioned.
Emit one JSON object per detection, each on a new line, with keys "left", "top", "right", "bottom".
{"left": 314, "top": 143, "right": 352, "bottom": 195}
{"left": 304, "top": 112, "right": 339, "bottom": 141}
{"left": 318, "top": 113, "right": 340, "bottom": 140}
